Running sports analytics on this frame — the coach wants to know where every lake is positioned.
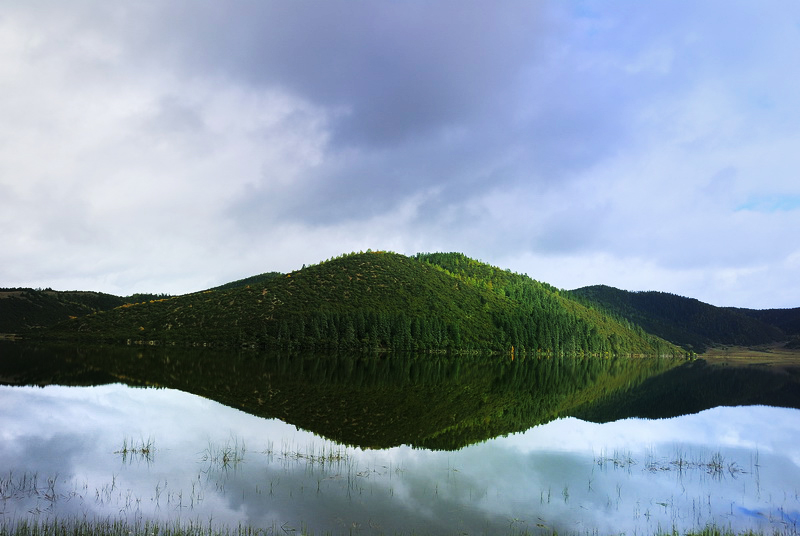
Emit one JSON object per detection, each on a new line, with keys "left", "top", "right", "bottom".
{"left": 1, "top": 343, "right": 799, "bottom": 535}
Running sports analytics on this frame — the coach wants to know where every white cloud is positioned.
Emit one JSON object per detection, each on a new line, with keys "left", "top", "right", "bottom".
{"left": 1, "top": 1, "right": 800, "bottom": 308}
{"left": 0, "top": 6, "right": 333, "bottom": 294}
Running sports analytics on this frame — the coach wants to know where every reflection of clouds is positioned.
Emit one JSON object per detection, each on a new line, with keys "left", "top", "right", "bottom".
{"left": 503, "top": 406, "right": 800, "bottom": 458}
{"left": 2, "top": 385, "right": 799, "bottom": 534}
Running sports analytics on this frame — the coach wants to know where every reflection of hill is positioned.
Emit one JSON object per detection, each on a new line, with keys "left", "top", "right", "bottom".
{"left": 7, "top": 344, "right": 798, "bottom": 450}
{"left": 1, "top": 342, "right": 679, "bottom": 450}
{"left": 0, "top": 342, "right": 122, "bottom": 386}
{"left": 570, "top": 359, "right": 800, "bottom": 423}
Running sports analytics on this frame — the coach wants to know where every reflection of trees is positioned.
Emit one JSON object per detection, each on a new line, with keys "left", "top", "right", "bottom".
{"left": 571, "top": 358, "right": 800, "bottom": 422}
{"left": 2, "top": 343, "right": 682, "bottom": 450}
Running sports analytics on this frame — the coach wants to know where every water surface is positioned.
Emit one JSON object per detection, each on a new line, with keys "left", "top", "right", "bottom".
{"left": 2, "top": 383, "right": 799, "bottom": 535}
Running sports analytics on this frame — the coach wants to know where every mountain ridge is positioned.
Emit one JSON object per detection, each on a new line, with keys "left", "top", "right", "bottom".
{"left": 22, "top": 251, "right": 679, "bottom": 355}
{"left": 3, "top": 251, "right": 797, "bottom": 354}
{"left": 569, "top": 284, "right": 799, "bottom": 352}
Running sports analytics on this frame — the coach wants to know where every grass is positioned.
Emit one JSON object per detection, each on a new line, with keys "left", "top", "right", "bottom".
{"left": 594, "top": 448, "right": 747, "bottom": 479}
{"left": 263, "top": 439, "right": 350, "bottom": 467}
{"left": 0, "top": 519, "right": 273, "bottom": 536}
{"left": 701, "top": 343, "right": 800, "bottom": 369}
{"left": 200, "top": 437, "right": 246, "bottom": 470}
{"left": 0, "top": 519, "right": 795, "bottom": 536}
{"left": 114, "top": 437, "right": 155, "bottom": 464}
{"left": 1, "top": 440, "right": 792, "bottom": 536}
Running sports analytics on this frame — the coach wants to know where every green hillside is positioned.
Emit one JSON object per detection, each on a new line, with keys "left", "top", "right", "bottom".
{"left": 0, "top": 288, "right": 124, "bottom": 333}
{"left": 569, "top": 285, "right": 786, "bottom": 352}
{"left": 39, "top": 251, "right": 682, "bottom": 356}
{"left": 0, "top": 288, "right": 169, "bottom": 335}
{"left": 735, "top": 306, "right": 800, "bottom": 338}
{"left": 209, "top": 271, "right": 283, "bottom": 291}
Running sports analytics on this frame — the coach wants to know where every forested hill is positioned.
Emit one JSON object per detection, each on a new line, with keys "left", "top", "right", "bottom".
{"left": 208, "top": 271, "right": 283, "bottom": 291}
{"left": 734, "top": 306, "right": 800, "bottom": 346}
{"left": 39, "top": 251, "right": 681, "bottom": 356}
{"left": 568, "top": 285, "right": 792, "bottom": 352}
{"left": 0, "top": 288, "right": 165, "bottom": 334}
{"left": 0, "top": 275, "right": 279, "bottom": 335}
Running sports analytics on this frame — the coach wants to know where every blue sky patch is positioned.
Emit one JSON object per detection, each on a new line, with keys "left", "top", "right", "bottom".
{"left": 736, "top": 195, "right": 800, "bottom": 213}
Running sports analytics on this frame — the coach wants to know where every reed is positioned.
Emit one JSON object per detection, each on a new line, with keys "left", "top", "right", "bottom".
{"left": 201, "top": 437, "right": 246, "bottom": 470}
{"left": 114, "top": 436, "right": 155, "bottom": 463}
{"left": 1, "top": 518, "right": 276, "bottom": 536}
{"left": 0, "top": 518, "right": 793, "bottom": 536}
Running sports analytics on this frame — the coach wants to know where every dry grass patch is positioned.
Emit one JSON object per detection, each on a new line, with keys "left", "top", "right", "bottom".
{"left": 701, "top": 342, "right": 800, "bottom": 370}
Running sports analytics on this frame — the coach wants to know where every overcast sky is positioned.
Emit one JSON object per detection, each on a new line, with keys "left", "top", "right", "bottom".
{"left": 2, "top": 1, "right": 799, "bottom": 308}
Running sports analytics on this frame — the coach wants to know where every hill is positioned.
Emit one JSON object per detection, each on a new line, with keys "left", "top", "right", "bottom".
{"left": 38, "top": 251, "right": 682, "bottom": 356}
{"left": 735, "top": 306, "right": 800, "bottom": 347}
{"left": 0, "top": 288, "right": 124, "bottom": 334}
{"left": 0, "top": 288, "right": 172, "bottom": 335}
{"left": 0, "top": 273, "right": 279, "bottom": 336}
{"left": 208, "top": 271, "right": 283, "bottom": 291}
{"left": 569, "top": 285, "right": 788, "bottom": 352}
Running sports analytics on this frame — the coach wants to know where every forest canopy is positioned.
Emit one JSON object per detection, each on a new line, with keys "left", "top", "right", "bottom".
{"left": 36, "top": 251, "right": 683, "bottom": 356}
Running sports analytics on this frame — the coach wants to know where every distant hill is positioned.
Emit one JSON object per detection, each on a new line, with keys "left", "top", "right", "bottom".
{"left": 0, "top": 278, "right": 282, "bottom": 334}
{"left": 36, "top": 251, "right": 681, "bottom": 355}
{"left": 0, "top": 288, "right": 125, "bottom": 333}
{"left": 569, "top": 285, "right": 789, "bottom": 352}
{"left": 0, "top": 272, "right": 282, "bottom": 335}
{"left": 735, "top": 307, "right": 800, "bottom": 338}
{"left": 0, "top": 288, "right": 169, "bottom": 335}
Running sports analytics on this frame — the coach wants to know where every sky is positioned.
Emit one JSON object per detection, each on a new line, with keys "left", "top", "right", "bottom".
{"left": 1, "top": 1, "right": 799, "bottom": 309}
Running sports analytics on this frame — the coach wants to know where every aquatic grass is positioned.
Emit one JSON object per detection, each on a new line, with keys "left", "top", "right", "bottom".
{"left": 677, "top": 528, "right": 772, "bottom": 536}
{"left": 263, "top": 439, "right": 351, "bottom": 469}
{"left": 1, "top": 518, "right": 797, "bottom": 536}
{"left": 643, "top": 450, "right": 747, "bottom": 479}
{"left": 0, "top": 471, "right": 78, "bottom": 511}
{"left": 200, "top": 436, "right": 246, "bottom": 471}
{"left": 593, "top": 448, "right": 750, "bottom": 478}
{"left": 594, "top": 448, "right": 636, "bottom": 470}
{"left": 0, "top": 518, "right": 276, "bottom": 536}
{"left": 115, "top": 436, "right": 155, "bottom": 464}
{"left": 2, "top": 439, "right": 792, "bottom": 536}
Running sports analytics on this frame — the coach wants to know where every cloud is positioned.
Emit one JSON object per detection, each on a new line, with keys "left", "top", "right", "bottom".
{"left": 153, "top": 2, "right": 549, "bottom": 145}
{"left": 4, "top": 384, "right": 800, "bottom": 533}
{"left": 1, "top": 1, "right": 800, "bottom": 307}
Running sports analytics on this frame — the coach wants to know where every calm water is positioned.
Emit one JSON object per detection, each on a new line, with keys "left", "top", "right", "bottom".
{"left": 1, "top": 383, "right": 799, "bottom": 535}
{"left": 1, "top": 344, "right": 799, "bottom": 534}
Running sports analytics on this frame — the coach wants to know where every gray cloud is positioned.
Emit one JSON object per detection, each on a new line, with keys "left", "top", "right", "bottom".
{"left": 1, "top": 1, "right": 800, "bottom": 307}
{"left": 153, "top": 2, "right": 549, "bottom": 146}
